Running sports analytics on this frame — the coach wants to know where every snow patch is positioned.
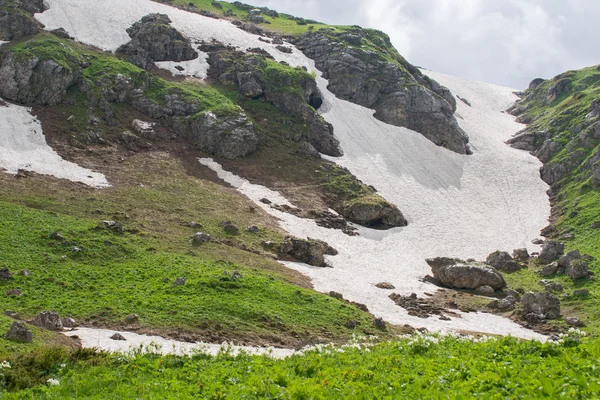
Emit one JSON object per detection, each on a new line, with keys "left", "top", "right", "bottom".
{"left": 67, "top": 327, "right": 295, "bottom": 358}
{"left": 0, "top": 41, "right": 7, "bottom": 47}
{"left": 0, "top": 100, "right": 109, "bottom": 187}
{"left": 155, "top": 51, "right": 209, "bottom": 79}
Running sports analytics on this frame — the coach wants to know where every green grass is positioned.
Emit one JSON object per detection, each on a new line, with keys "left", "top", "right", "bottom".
{"left": 0, "top": 200, "right": 379, "bottom": 346}
{"left": 4, "top": 333, "right": 600, "bottom": 398}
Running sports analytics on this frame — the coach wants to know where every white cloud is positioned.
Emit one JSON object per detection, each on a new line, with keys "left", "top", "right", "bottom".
{"left": 249, "top": 0, "right": 600, "bottom": 88}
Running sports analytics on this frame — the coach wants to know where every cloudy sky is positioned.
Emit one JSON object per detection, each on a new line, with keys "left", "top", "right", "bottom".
{"left": 249, "top": 0, "right": 600, "bottom": 89}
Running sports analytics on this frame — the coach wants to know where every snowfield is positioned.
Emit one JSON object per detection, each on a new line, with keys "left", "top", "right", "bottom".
{"left": 35, "top": 0, "right": 550, "bottom": 341}
{"left": 0, "top": 100, "right": 109, "bottom": 187}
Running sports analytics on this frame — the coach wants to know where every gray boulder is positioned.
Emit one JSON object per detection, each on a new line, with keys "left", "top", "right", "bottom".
{"left": 117, "top": 14, "right": 198, "bottom": 69}
{"left": 175, "top": 111, "right": 258, "bottom": 159}
{"left": 342, "top": 201, "right": 407, "bottom": 229}
{"left": 278, "top": 236, "right": 337, "bottom": 268}
{"left": 61, "top": 317, "right": 77, "bottom": 328}
{"left": 193, "top": 232, "right": 211, "bottom": 244}
{"left": 0, "top": 267, "right": 12, "bottom": 281}
{"left": 426, "top": 257, "right": 506, "bottom": 290}
{"left": 538, "top": 240, "right": 564, "bottom": 264}
{"left": 5, "top": 321, "right": 32, "bottom": 343}
{"left": 565, "top": 317, "right": 585, "bottom": 327}
{"left": 477, "top": 285, "right": 495, "bottom": 296}
{"left": 486, "top": 251, "right": 521, "bottom": 273}
{"left": 558, "top": 250, "right": 581, "bottom": 268}
{"left": 521, "top": 292, "right": 561, "bottom": 321}
{"left": 512, "top": 248, "right": 530, "bottom": 262}
{"left": 567, "top": 259, "right": 589, "bottom": 281}
{"left": 539, "top": 262, "right": 559, "bottom": 277}
{"left": 33, "top": 311, "right": 63, "bottom": 331}
{"left": 375, "top": 282, "right": 395, "bottom": 290}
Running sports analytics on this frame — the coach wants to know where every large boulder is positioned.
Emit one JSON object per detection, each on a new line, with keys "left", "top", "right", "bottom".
{"left": 117, "top": 13, "right": 198, "bottom": 69}
{"left": 521, "top": 292, "right": 561, "bottom": 321}
{"left": 342, "top": 200, "right": 407, "bottom": 228}
{"left": 5, "top": 321, "right": 32, "bottom": 343}
{"left": 426, "top": 257, "right": 506, "bottom": 290}
{"left": 291, "top": 28, "right": 470, "bottom": 154}
{"left": 567, "top": 259, "right": 589, "bottom": 281}
{"left": 33, "top": 311, "right": 63, "bottom": 331}
{"left": 538, "top": 240, "right": 564, "bottom": 264}
{"left": 174, "top": 111, "right": 258, "bottom": 159}
{"left": 278, "top": 236, "right": 337, "bottom": 268}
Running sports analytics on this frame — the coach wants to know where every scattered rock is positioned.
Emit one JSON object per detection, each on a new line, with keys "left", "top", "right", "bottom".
{"left": 476, "top": 285, "right": 495, "bottom": 296}
{"left": 573, "top": 289, "right": 590, "bottom": 297}
{"left": 426, "top": 257, "right": 506, "bottom": 290}
{"left": 521, "top": 292, "right": 561, "bottom": 321}
{"left": 564, "top": 317, "right": 585, "bottom": 327}
{"left": 389, "top": 293, "right": 450, "bottom": 319}
{"left": 0, "top": 268, "right": 13, "bottom": 281}
{"left": 231, "top": 271, "right": 242, "bottom": 280}
{"left": 110, "top": 333, "right": 127, "bottom": 341}
{"left": 193, "top": 232, "right": 211, "bottom": 244}
{"left": 131, "top": 119, "right": 156, "bottom": 138}
{"left": 558, "top": 250, "right": 581, "bottom": 268}
{"left": 373, "top": 317, "right": 386, "bottom": 330}
{"left": 6, "top": 288, "right": 22, "bottom": 296}
{"left": 259, "top": 198, "right": 272, "bottom": 205}
{"left": 512, "top": 248, "right": 530, "bottom": 261}
{"left": 278, "top": 236, "right": 336, "bottom": 267}
{"left": 275, "top": 45, "right": 292, "bottom": 53}
{"left": 247, "top": 225, "right": 259, "bottom": 233}
{"left": 173, "top": 277, "right": 187, "bottom": 286}
{"left": 19, "top": 269, "right": 30, "bottom": 277}
{"left": 345, "top": 320, "right": 359, "bottom": 329}
{"left": 125, "top": 314, "right": 139, "bottom": 323}
{"left": 351, "top": 302, "right": 369, "bottom": 312}
{"left": 532, "top": 238, "right": 545, "bottom": 245}
{"left": 50, "top": 232, "right": 65, "bottom": 241}
{"left": 186, "top": 221, "right": 202, "bottom": 228}
{"left": 4, "top": 311, "right": 19, "bottom": 319}
{"left": 539, "top": 262, "right": 559, "bottom": 277}
{"left": 539, "top": 280, "right": 563, "bottom": 293}
{"left": 5, "top": 321, "right": 32, "bottom": 343}
{"left": 101, "top": 220, "right": 125, "bottom": 233}
{"left": 538, "top": 240, "right": 564, "bottom": 264}
{"left": 375, "top": 282, "right": 395, "bottom": 290}
{"left": 591, "top": 221, "right": 600, "bottom": 229}
{"left": 61, "top": 317, "right": 77, "bottom": 328}
{"left": 329, "top": 291, "right": 344, "bottom": 300}
{"left": 223, "top": 223, "right": 240, "bottom": 234}
{"left": 342, "top": 201, "right": 407, "bottom": 229}
{"left": 567, "top": 259, "right": 589, "bottom": 281}
{"left": 33, "top": 311, "right": 63, "bottom": 331}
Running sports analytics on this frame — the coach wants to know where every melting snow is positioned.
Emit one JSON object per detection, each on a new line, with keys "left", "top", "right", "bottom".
{"left": 0, "top": 100, "right": 109, "bottom": 187}
{"left": 155, "top": 51, "right": 210, "bottom": 79}
{"left": 37, "top": 0, "right": 550, "bottom": 340}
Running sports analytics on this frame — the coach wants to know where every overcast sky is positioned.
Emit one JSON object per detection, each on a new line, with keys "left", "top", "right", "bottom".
{"left": 249, "top": 0, "right": 600, "bottom": 89}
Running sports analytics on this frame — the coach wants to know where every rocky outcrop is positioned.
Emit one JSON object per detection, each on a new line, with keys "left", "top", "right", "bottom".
{"left": 117, "top": 14, "right": 198, "bottom": 69}
{"left": 278, "top": 236, "right": 337, "bottom": 268}
{"left": 426, "top": 257, "right": 506, "bottom": 290}
{"left": 174, "top": 111, "right": 258, "bottom": 159}
{"left": 0, "top": 51, "right": 82, "bottom": 106}
{"left": 33, "top": 311, "right": 63, "bottom": 331}
{"left": 207, "top": 47, "right": 341, "bottom": 157}
{"left": 291, "top": 27, "right": 470, "bottom": 154}
{"left": 0, "top": 0, "right": 46, "bottom": 41}
{"left": 538, "top": 240, "right": 564, "bottom": 264}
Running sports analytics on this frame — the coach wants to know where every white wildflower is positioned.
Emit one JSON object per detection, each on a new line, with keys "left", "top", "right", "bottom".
{"left": 47, "top": 378, "right": 60, "bottom": 386}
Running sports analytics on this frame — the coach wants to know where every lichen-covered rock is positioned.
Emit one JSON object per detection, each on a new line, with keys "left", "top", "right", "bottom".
{"left": 291, "top": 28, "right": 470, "bottom": 154}
{"left": 567, "top": 259, "right": 589, "bottom": 281}
{"left": 426, "top": 257, "right": 506, "bottom": 290}
{"left": 521, "top": 292, "right": 561, "bottom": 321}
{"left": 117, "top": 13, "right": 198, "bottom": 69}
{"left": 174, "top": 111, "right": 258, "bottom": 159}
{"left": 0, "top": 52, "right": 82, "bottom": 106}
{"left": 278, "top": 236, "right": 337, "bottom": 267}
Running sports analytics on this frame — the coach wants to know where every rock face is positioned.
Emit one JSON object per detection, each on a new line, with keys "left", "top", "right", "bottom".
{"left": 521, "top": 292, "right": 561, "bottom": 321}
{"left": 117, "top": 14, "right": 198, "bottom": 69}
{"left": 291, "top": 28, "right": 470, "bottom": 154}
{"left": 0, "top": 52, "right": 82, "bottom": 106}
{"left": 33, "top": 311, "right": 63, "bottom": 331}
{"left": 0, "top": 0, "right": 46, "bottom": 41}
{"left": 5, "top": 321, "right": 32, "bottom": 343}
{"left": 207, "top": 47, "right": 341, "bottom": 157}
{"left": 174, "top": 111, "right": 258, "bottom": 159}
{"left": 278, "top": 236, "right": 337, "bottom": 268}
{"left": 342, "top": 201, "right": 407, "bottom": 228}
{"left": 426, "top": 257, "right": 506, "bottom": 290}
